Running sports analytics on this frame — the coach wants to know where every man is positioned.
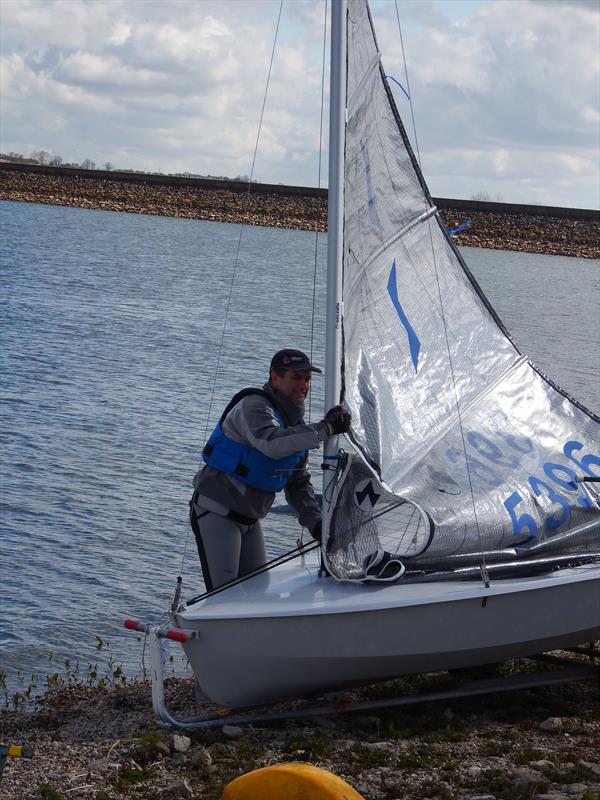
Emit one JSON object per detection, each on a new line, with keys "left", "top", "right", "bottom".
{"left": 190, "top": 348, "right": 351, "bottom": 590}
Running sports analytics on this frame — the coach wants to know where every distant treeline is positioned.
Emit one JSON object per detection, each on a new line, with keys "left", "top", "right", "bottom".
{"left": 1, "top": 157, "right": 598, "bottom": 220}
{"left": 0, "top": 151, "right": 255, "bottom": 184}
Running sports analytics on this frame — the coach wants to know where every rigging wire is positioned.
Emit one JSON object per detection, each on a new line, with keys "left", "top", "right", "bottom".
{"left": 175, "top": 0, "right": 284, "bottom": 581}
{"left": 202, "top": 0, "right": 284, "bottom": 443}
{"left": 308, "top": 0, "right": 329, "bottom": 423}
{"left": 392, "top": 0, "right": 489, "bottom": 585}
{"left": 393, "top": 0, "right": 421, "bottom": 169}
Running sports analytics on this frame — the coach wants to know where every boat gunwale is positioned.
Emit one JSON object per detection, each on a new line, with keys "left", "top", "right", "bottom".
{"left": 176, "top": 561, "right": 600, "bottom": 622}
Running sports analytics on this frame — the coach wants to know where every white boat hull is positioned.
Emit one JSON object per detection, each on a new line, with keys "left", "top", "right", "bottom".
{"left": 175, "top": 560, "right": 600, "bottom": 708}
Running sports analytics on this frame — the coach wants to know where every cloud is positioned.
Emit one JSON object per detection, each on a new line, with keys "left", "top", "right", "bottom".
{"left": 1, "top": 0, "right": 598, "bottom": 207}
{"left": 376, "top": 0, "right": 599, "bottom": 206}
{"left": 57, "top": 52, "right": 165, "bottom": 89}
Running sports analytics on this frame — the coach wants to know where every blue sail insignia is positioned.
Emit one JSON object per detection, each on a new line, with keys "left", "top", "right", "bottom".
{"left": 387, "top": 260, "right": 421, "bottom": 371}
{"left": 385, "top": 74, "right": 410, "bottom": 101}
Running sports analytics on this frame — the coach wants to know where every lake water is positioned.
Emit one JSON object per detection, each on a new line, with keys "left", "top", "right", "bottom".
{"left": 1, "top": 200, "right": 599, "bottom": 695}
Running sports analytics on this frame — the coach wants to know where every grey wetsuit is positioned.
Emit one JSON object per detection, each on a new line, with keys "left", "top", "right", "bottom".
{"left": 191, "top": 382, "right": 327, "bottom": 590}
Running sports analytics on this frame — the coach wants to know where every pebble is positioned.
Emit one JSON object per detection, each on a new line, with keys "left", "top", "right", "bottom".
{"left": 161, "top": 777, "right": 194, "bottom": 798}
{"left": 539, "top": 716, "right": 563, "bottom": 731}
{"left": 578, "top": 760, "right": 600, "bottom": 777}
{"left": 88, "top": 757, "right": 111, "bottom": 773}
{"left": 510, "top": 766, "right": 544, "bottom": 790}
{"left": 222, "top": 724, "right": 244, "bottom": 738}
{"left": 530, "top": 759, "right": 555, "bottom": 770}
{"left": 171, "top": 733, "right": 192, "bottom": 753}
{"left": 535, "top": 794, "right": 568, "bottom": 800}
{"left": 190, "top": 748, "right": 214, "bottom": 775}
{"left": 364, "top": 741, "right": 394, "bottom": 750}
{"left": 190, "top": 748, "right": 212, "bottom": 767}
{"left": 154, "top": 741, "right": 172, "bottom": 758}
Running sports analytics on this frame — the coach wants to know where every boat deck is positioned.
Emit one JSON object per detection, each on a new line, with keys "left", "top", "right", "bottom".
{"left": 179, "top": 560, "right": 600, "bottom": 620}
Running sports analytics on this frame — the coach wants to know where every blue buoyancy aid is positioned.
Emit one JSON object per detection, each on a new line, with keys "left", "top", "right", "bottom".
{"left": 202, "top": 389, "right": 307, "bottom": 493}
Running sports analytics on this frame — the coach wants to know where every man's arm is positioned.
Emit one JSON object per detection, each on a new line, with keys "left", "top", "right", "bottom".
{"left": 284, "top": 455, "right": 322, "bottom": 536}
{"left": 224, "top": 395, "right": 328, "bottom": 459}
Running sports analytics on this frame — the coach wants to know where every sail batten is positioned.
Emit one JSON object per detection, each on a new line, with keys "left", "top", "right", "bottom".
{"left": 352, "top": 206, "right": 439, "bottom": 278}
{"left": 325, "top": 0, "right": 600, "bottom": 583}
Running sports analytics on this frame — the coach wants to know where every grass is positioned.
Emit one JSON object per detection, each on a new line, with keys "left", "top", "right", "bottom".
{"left": 115, "top": 765, "right": 148, "bottom": 787}
{"left": 3, "top": 637, "right": 132, "bottom": 710}
{"left": 395, "top": 744, "right": 434, "bottom": 770}
{"left": 472, "top": 767, "right": 549, "bottom": 799}
{"left": 283, "top": 733, "right": 335, "bottom": 760}
{"left": 348, "top": 742, "right": 393, "bottom": 769}
{"left": 39, "top": 786, "right": 64, "bottom": 800}
{"left": 480, "top": 739, "right": 514, "bottom": 757}
{"left": 514, "top": 746, "right": 547, "bottom": 765}
{"left": 538, "top": 763, "right": 598, "bottom": 785}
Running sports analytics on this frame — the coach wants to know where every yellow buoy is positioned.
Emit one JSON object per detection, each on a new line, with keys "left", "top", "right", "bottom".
{"left": 222, "top": 762, "right": 365, "bottom": 799}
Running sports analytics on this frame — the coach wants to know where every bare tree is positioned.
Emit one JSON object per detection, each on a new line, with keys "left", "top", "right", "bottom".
{"left": 104, "top": 162, "right": 114, "bottom": 171}
{"left": 31, "top": 149, "right": 51, "bottom": 164}
{"left": 471, "top": 190, "right": 504, "bottom": 202}
{"left": 80, "top": 159, "right": 96, "bottom": 170}
{"left": 49, "top": 155, "right": 63, "bottom": 166}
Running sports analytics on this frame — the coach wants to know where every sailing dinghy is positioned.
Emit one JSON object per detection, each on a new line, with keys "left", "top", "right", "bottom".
{"left": 129, "top": 0, "right": 600, "bottom": 710}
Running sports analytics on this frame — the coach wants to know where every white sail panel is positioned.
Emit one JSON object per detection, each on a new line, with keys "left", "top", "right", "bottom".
{"left": 326, "top": 0, "right": 600, "bottom": 581}
{"left": 344, "top": 219, "right": 520, "bottom": 474}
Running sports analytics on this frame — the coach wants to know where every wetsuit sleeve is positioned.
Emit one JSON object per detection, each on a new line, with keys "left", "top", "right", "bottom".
{"left": 223, "top": 395, "right": 327, "bottom": 460}
{"left": 284, "top": 454, "right": 322, "bottom": 534}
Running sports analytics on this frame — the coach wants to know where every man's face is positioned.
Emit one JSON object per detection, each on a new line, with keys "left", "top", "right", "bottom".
{"left": 270, "top": 368, "right": 312, "bottom": 406}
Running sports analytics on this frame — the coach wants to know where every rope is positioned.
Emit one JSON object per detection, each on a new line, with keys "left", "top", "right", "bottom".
{"left": 308, "top": 0, "right": 328, "bottom": 423}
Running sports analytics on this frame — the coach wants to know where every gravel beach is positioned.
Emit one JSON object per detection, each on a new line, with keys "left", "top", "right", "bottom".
{"left": 2, "top": 659, "right": 599, "bottom": 800}
{"left": 1, "top": 168, "right": 598, "bottom": 259}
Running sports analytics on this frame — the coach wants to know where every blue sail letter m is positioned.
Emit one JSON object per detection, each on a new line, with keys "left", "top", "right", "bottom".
{"left": 387, "top": 260, "right": 421, "bottom": 372}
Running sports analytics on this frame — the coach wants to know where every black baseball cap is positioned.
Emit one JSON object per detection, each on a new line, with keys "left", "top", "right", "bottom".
{"left": 270, "top": 349, "right": 322, "bottom": 374}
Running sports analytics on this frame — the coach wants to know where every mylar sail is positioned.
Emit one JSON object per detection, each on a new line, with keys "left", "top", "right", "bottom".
{"left": 326, "top": 0, "right": 600, "bottom": 581}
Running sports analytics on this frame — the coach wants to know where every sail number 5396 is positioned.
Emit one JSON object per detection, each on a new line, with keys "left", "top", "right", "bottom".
{"left": 503, "top": 440, "right": 600, "bottom": 540}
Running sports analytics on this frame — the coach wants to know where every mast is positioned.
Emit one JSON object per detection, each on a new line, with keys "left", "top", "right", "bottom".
{"left": 323, "top": 0, "right": 347, "bottom": 541}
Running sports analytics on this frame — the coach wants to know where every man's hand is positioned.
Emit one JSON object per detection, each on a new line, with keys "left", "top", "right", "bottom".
{"left": 322, "top": 405, "right": 352, "bottom": 435}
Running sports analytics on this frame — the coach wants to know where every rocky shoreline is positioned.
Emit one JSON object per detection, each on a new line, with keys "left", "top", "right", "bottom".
{"left": 1, "top": 169, "right": 599, "bottom": 259}
{"left": 2, "top": 661, "right": 599, "bottom": 800}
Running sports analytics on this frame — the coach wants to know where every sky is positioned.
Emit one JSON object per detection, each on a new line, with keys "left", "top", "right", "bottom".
{"left": 1, "top": 0, "right": 599, "bottom": 209}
